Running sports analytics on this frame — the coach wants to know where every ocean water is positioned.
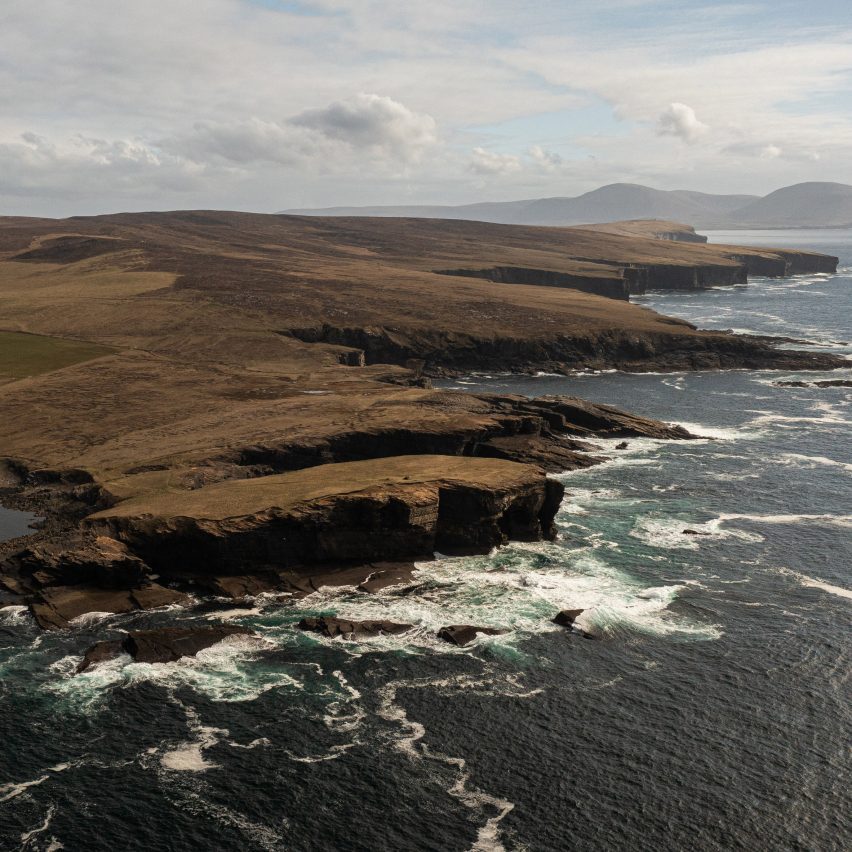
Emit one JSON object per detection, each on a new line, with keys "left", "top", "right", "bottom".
{"left": 1, "top": 231, "right": 850, "bottom": 851}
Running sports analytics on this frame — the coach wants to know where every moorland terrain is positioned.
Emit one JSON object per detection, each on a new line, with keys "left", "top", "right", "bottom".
{"left": 0, "top": 211, "right": 842, "bottom": 633}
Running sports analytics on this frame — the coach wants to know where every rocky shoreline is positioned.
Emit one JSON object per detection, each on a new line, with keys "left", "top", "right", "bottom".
{"left": 0, "top": 395, "right": 696, "bottom": 631}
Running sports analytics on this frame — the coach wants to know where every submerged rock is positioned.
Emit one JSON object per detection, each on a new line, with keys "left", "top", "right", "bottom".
{"left": 615, "top": 441, "right": 629, "bottom": 450}
{"left": 76, "top": 625, "right": 250, "bottom": 672}
{"left": 297, "top": 616, "right": 412, "bottom": 639}
{"left": 436, "top": 624, "right": 507, "bottom": 646}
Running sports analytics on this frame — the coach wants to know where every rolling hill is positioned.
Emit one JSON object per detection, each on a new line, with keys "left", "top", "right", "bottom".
{"left": 285, "top": 181, "right": 852, "bottom": 229}
{"left": 725, "top": 182, "right": 852, "bottom": 228}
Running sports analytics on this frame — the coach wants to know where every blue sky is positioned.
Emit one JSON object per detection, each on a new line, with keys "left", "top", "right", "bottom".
{"left": 1, "top": 0, "right": 850, "bottom": 214}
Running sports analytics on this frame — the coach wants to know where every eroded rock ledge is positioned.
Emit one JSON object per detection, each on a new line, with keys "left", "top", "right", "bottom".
{"left": 1, "top": 393, "right": 697, "bottom": 629}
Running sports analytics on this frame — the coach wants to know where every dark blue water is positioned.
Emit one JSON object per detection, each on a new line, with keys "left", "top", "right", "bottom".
{"left": 2, "top": 231, "right": 850, "bottom": 851}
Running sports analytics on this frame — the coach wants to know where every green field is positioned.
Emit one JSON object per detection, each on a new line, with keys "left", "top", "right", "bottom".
{"left": 0, "top": 331, "right": 113, "bottom": 382}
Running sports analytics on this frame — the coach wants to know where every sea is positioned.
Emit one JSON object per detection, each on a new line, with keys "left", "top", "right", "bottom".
{"left": 1, "top": 230, "right": 850, "bottom": 851}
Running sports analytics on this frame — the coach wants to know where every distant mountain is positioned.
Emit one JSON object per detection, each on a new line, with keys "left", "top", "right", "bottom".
{"left": 284, "top": 183, "right": 757, "bottom": 226}
{"left": 283, "top": 181, "right": 852, "bottom": 229}
{"left": 725, "top": 182, "right": 852, "bottom": 228}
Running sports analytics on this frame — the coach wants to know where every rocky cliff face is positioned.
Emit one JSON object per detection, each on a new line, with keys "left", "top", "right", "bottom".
{"left": 91, "top": 467, "right": 564, "bottom": 579}
{"left": 623, "top": 262, "right": 747, "bottom": 293}
{"left": 435, "top": 266, "right": 630, "bottom": 300}
{"left": 287, "top": 324, "right": 844, "bottom": 375}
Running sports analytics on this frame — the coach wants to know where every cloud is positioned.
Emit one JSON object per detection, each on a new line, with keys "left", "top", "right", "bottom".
{"left": 164, "top": 119, "right": 328, "bottom": 167}
{"left": 468, "top": 147, "right": 522, "bottom": 175}
{"left": 656, "top": 102, "right": 708, "bottom": 144}
{"left": 528, "top": 145, "right": 564, "bottom": 170}
{"left": 289, "top": 93, "right": 437, "bottom": 161}
{"left": 163, "top": 94, "right": 438, "bottom": 170}
{"left": 0, "top": 132, "right": 202, "bottom": 199}
{"left": 721, "top": 140, "right": 825, "bottom": 163}
{"left": 1, "top": 1, "right": 851, "bottom": 213}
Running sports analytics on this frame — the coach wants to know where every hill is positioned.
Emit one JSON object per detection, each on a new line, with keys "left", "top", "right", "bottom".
{"left": 285, "top": 181, "right": 852, "bottom": 228}
{"left": 726, "top": 182, "right": 852, "bottom": 228}
{"left": 286, "top": 183, "right": 757, "bottom": 226}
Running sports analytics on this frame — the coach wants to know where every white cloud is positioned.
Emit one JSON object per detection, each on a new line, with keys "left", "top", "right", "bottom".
{"left": 163, "top": 94, "right": 437, "bottom": 171}
{"left": 164, "top": 119, "right": 332, "bottom": 168}
{"left": 528, "top": 145, "right": 564, "bottom": 170}
{"left": 468, "top": 147, "right": 522, "bottom": 175}
{"left": 289, "top": 93, "right": 438, "bottom": 161}
{"left": 0, "top": 133, "right": 201, "bottom": 199}
{"left": 656, "top": 102, "right": 708, "bottom": 144}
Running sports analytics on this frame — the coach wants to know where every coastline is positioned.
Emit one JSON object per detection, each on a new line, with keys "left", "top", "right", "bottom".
{"left": 0, "top": 212, "right": 846, "bottom": 633}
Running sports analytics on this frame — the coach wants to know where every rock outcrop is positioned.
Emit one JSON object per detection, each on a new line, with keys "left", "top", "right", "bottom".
{"left": 297, "top": 616, "right": 413, "bottom": 639}
{"left": 437, "top": 624, "right": 508, "bottom": 646}
{"left": 1, "top": 390, "right": 705, "bottom": 629}
{"left": 552, "top": 608, "right": 584, "bottom": 627}
{"left": 775, "top": 379, "right": 852, "bottom": 389}
{"left": 77, "top": 625, "right": 250, "bottom": 671}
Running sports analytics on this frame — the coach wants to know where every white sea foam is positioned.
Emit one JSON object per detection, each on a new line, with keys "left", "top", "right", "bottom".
{"left": 797, "top": 575, "right": 852, "bottom": 600}
{"left": 661, "top": 376, "right": 686, "bottom": 391}
{"left": 630, "top": 516, "right": 764, "bottom": 551}
{"left": 205, "top": 606, "right": 263, "bottom": 621}
{"left": 48, "top": 634, "right": 298, "bottom": 710}
{"left": 771, "top": 568, "right": 852, "bottom": 601}
{"left": 20, "top": 804, "right": 56, "bottom": 845}
{"left": 0, "top": 604, "right": 30, "bottom": 625}
{"left": 675, "top": 422, "right": 760, "bottom": 441}
{"left": 0, "top": 774, "right": 50, "bottom": 803}
{"left": 297, "top": 546, "right": 719, "bottom": 643}
{"left": 67, "top": 611, "right": 118, "bottom": 628}
{"left": 379, "top": 670, "right": 561, "bottom": 850}
{"left": 0, "top": 760, "right": 72, "bottom": 803}
{"left": 719, "top": 512, "right": 852, "bottom": 528}
{"left": 777, "top": 453, "right": 852, "bottom": 474}
{"left": 160, "top": 739, "right": 219, "bottom": 772}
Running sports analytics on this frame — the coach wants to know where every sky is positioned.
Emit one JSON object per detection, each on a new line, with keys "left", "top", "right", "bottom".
{"left": 1, "top": 0, "right": 851, "bottom": 216}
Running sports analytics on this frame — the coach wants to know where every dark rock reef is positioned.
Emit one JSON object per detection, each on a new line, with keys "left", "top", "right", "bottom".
{"left": 297, "top": 616, "right": 413, "bottom": 639}
{"left": 77, "top": 625, "right": 251, "bottom": 672}
{"left": 775, "top": 379, "right": 852, "bottom": 389}
{"left": 437, "top": 624, "right": 508, "bottom": 646}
